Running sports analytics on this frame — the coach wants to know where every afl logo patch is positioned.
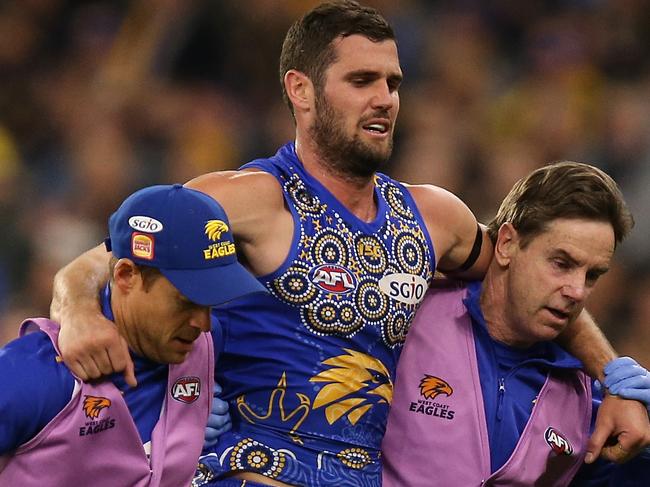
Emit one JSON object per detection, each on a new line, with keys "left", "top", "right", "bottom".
{"left": 310, "top": 264, "right": 356, "bottom": 294}
{"left": 128, "top": 216, "right": 163, "bottom": 233}
{"left": 545, "top": 427, "right": 573, "bottom": 456}
{"left": 172, "top": 376, "right": 201, "bottom": 404}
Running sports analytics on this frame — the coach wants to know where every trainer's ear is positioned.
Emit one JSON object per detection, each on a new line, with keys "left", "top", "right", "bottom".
{"left": 113, "top": 258, "right": 140, "bottom": 292}
{"left": 494, "top": 223, "right": 519, "bottom": 267}
{"left": 284, "top": 69, "right": 314, "bottom": 114}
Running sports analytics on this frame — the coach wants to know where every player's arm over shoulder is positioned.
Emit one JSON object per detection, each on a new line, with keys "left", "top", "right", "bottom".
{"left": 406, "top": 183, "right": 493, "bottom": 279}
{"left": 186, "top": 169, "right": 292, "bottom": 276}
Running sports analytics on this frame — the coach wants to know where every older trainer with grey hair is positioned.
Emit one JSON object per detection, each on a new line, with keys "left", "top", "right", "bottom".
{"left": 383, "top": 162, "right": 650, "bottom": 486}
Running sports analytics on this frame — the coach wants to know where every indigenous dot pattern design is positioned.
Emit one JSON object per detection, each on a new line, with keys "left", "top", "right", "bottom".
{"left": 222, "top": 437, "right": 377, "bottom": 485}
{"left": 337, "top": 447, "right": 373, "bottom": 469}
{"left": 229, "top": 438, "right": 286, "bottom": 479}
{"left": 268, "top": 172, "right": 433, "bottom": 348}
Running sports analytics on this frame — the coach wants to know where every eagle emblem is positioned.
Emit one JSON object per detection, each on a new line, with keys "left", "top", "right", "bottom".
{"left": 419, "top": 375, "right": 453, "bottom": 400}
{"left": 82, "top": 395, "right": 111, "bottom": 419}
{"left": 204, "top": 220, "right": 229, "bottom": 241}
{"left": 310, "top": 348, "right": 393, "bottom": 425}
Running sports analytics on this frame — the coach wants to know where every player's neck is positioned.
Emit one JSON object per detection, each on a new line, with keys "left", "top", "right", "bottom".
{"left": 295, "top": 139, "right": 378, "bottom": 223}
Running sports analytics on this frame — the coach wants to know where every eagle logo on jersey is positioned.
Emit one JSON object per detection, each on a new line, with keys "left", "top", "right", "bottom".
{"left": 310, "top": 348, "right": 393, "bottom": 425}
{"left": 205, "top": 220, "right": 229, "bottom": 241}
{"left": 419, "top": 375, "right": 453, "bottom": 401}
{"left": 82, "top": 395, "right": 111, "bottom": 419}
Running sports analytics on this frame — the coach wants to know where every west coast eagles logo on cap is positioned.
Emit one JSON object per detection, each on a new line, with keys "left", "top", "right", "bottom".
{"left": 203, "top": 220, "right": 235, "bottom": 260}
{"left": 205, "top": 220, "right": 229, "bottom": 240}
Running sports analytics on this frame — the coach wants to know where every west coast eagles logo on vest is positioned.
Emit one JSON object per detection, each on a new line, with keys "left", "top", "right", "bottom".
{"left": 264, "top": 156, "right": 434, "bottom": 348}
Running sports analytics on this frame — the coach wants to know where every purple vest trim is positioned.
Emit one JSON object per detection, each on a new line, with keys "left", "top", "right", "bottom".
{"left": 382, "top": 285, "right": 592, "bottom": 487}
{"left": 0, "top": 318, "right": 214, "bottom": 487}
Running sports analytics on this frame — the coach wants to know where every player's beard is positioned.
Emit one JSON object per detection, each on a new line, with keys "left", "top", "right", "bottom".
{"left": 310, "top": 93, "right": 393, "bottom": 180}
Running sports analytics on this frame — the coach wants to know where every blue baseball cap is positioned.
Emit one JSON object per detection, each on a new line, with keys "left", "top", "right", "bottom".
{"left": 105, "top": 184, "right": 267, "bottom": 306}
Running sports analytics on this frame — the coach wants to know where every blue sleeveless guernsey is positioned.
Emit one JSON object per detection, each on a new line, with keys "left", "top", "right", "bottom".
{"left": 200, "top": 143, "right": 435, "bottom": 486}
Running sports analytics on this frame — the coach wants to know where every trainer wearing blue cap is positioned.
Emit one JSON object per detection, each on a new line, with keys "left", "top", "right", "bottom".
{"left": 0, "top": 184, "right": 265, "bottom": 486}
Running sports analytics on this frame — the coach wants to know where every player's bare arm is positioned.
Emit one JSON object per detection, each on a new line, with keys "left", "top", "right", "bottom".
{"left": 185, "top": 169, "right": 293, "bottom": 277}
{"left": 52, "top": 168, "right": 292, "bottom": 384}
{"left": 558, "top": 309, "right": 616, "bottom": 382}
{"left": 50, "top": 243, "right": 137, "bottom": 384}
{"left": 558, "top": 310, "right": 650, "bottom": 463}
{"left": 406, "top": 183, "right": 493, "bottom": 279}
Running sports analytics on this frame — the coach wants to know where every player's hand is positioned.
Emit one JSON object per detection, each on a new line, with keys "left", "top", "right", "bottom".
{"left": 585, "top": 394, "right": 650, "bottom": 464}
{"left": 604, "top": 357, "right": 650, "bottom": 407}
{"left": 204, "top": 382, "right": 231, "bottom": 448}
{"left": 58, "top": 306, "right": 136, "bottom": 387}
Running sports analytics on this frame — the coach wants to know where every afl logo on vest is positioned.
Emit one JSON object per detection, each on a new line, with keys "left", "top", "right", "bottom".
{"left": 310, "top": 264, "right": 356, "bottom": 294}
{"left": 172, "top": 376, "right": 201, "bottom": 404}
{"left": 545, "top": 427, "right": 574, "bottom": 456}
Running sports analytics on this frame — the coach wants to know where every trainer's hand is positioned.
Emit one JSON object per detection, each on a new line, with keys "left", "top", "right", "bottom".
{"left": 58, "top": 306, "right": 136, "bottom": 387}
{"left": 204, "top": 382, "right": 231, "bottom": 448}
{"left": 585, "top": 394, "right": 650, "bottom": 464}
{"left": 604, "top": 357, "right": 650, "bottom": 407}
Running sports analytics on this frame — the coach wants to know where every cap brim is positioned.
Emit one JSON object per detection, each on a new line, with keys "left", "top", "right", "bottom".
{"left": 160, "top": 262, "right": 267, "bottom": 307}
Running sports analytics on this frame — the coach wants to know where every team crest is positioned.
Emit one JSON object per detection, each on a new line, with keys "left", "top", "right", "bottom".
{"left": 205, "top": 220, "right": 229, "bottom": 241}
{"left": 310, "top": 348, "right": 392, "bottom": 425}
{"left": 419, "top": 375, "right": 453, "bottom": 400}
{"left": 545, "top": 427, "right": 573, "bottom": 456}
{"left": 172, "top": 376, "right": 201, "bottom": 403}
{"left": 83, "top": 395, "right": 111, "bottom": 419}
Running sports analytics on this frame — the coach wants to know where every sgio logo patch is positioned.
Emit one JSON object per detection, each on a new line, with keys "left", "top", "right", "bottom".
{"left": 310, "top": 264, "right": 356, "bottom": 294}
{"left": 172, "top": 376, "right": 201, "bottom": 404}
{"left": 379, "top": 273, "right": 427, "bottom": 305}
{"left": 545, "top": 427, "right": 573, "bottom": 456}
{"left": 128, "top": 215, "right": 163, "bottom": 233}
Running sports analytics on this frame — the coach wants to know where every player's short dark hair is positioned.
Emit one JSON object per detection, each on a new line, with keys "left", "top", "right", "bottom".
{"left": 279, "top": 0, "right": 395, "bottom": 117}
{"left": 487, "top": 161, "right": 634, "bottom": 248}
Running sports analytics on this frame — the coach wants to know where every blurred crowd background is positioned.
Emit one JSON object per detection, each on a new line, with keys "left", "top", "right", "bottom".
{"left": 1, "top": 0, "right": 649, "bottom": 365}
